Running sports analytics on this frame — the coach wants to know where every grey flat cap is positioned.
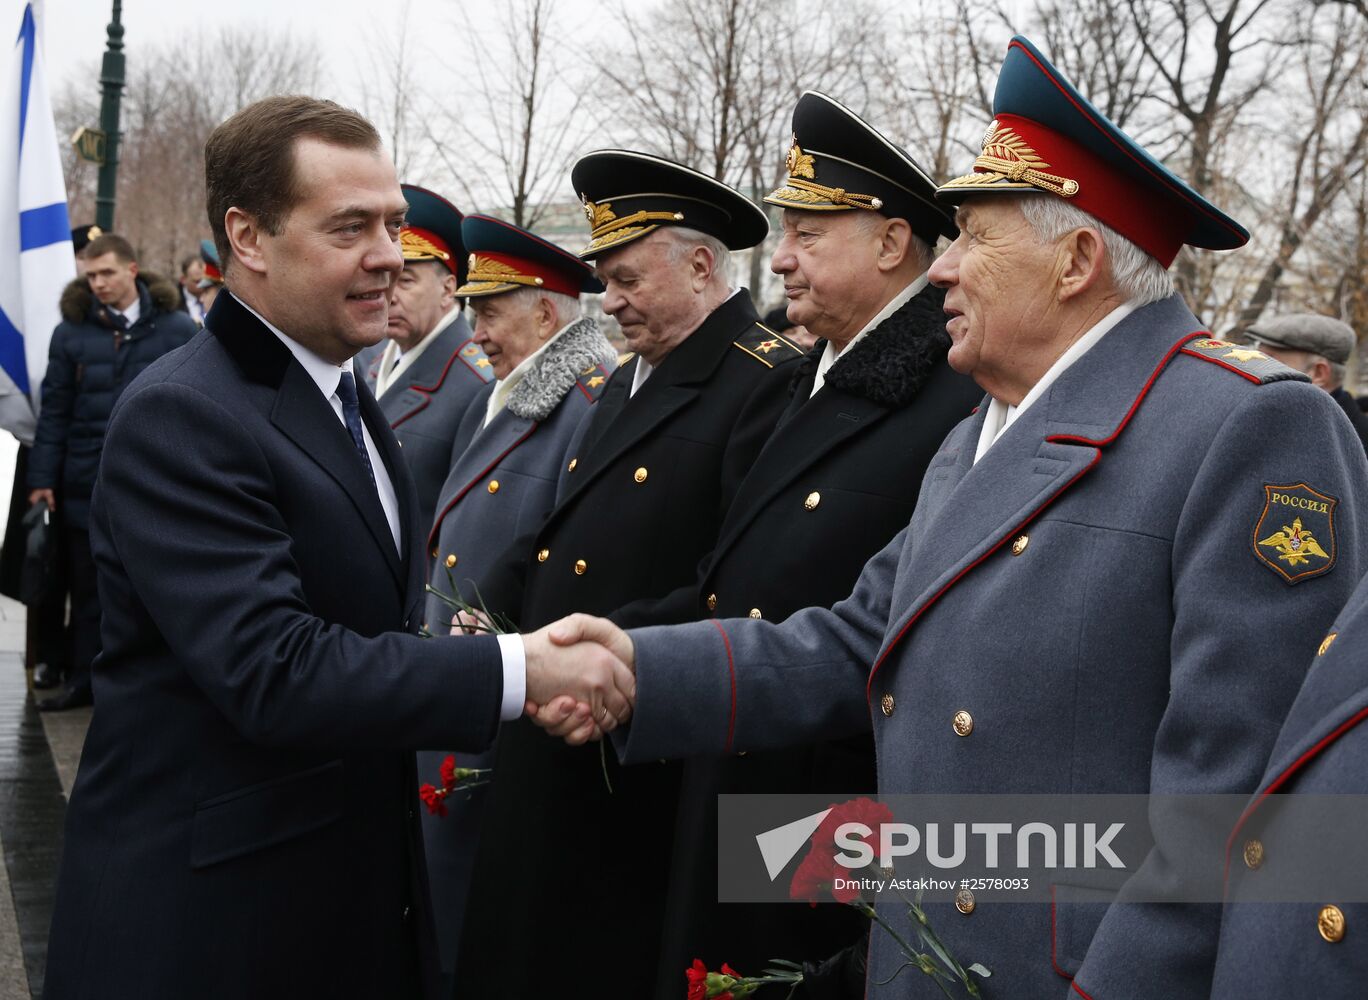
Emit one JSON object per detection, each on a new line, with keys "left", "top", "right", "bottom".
{"left": 1245, "top": 313, "right": 1357, "bottom": 364}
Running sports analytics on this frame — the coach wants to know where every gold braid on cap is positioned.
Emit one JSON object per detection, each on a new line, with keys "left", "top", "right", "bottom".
{"left": 400, "top": 229, "right": 451, "bottom": 261}
{"left": 947, "top": 120, "right": 1079, "bottom": 198}
{"left": 580, "top": 197, "right": 685, "bottom": 254}
{"left": 769, "top": 137, "right": 883, "bottom": 211}
{"left": 465, "top": 254, "right": 545, "bottom": 288}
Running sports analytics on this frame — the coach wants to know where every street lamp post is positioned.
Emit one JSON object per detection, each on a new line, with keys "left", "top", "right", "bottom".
{"left": 93, "top": 0, "right": 124, "bottom": 231}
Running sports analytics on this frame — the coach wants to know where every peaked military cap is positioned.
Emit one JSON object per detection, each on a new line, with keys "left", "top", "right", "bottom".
{"left": 401, "top": 183, "right": 467, "bottom": 285}
{"left": 765, "top": 91, "right": 955, "bottom": 244}
{"left": 570, "top": 149, "right": 769, "bottom": 260}
{"left": 938, "top": 35, "right": 1249, "bottom": 267}
{"left": 198, "top": 238, "right": 223, "bottom": 288}
{"left": 458, "top": 215, "right": 604, "bottom": 298}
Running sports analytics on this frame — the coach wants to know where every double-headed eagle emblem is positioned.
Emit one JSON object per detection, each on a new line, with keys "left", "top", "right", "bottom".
{"left": 1258, "top": 516, "right": 1330, "bottom": 568}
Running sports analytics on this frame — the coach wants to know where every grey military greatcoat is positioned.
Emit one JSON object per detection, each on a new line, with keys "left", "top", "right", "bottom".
{"left": 616, "top": 294, "right": 1368, "bottom": 999}
{"left": 417, "top": 316, "right": 615, "bottom": 983}
{"left": 361, "top": 314, "right": 493, "bottom": 535}
{"left": 1212, "top": 566, "right": 1368, "bottom": 998}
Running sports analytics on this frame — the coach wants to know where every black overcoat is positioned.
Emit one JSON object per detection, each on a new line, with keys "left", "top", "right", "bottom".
{"left": 44, "top": 292, "right": 504, "bottom": 1000}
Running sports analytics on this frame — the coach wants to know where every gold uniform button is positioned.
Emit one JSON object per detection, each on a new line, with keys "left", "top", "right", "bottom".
{"left": 1319, "top": 904, "right": 1346, "bottom": 943}
{"left": 1319, "top": 632, "right": 1337, "bottom": 656}
{"left": 880, "top": 693, "right": 895, "bottom": 717}
{"left": 444, "top": 553, "right": 457, "bottom": 569}
{"left": 955, "top": 888, "right": 976, "bottom": 914}
{"left": 574, "top": 559, "right": 588, "bottom": 575}
{"left": 567, "top": 458, "right": 578, "bottom": 472}
{"left": 748, "top": 608, "right": 762, "bottom": 619}
{"left": 706, "top": 593, "right": 718, "bottom": 611}
{"left": 1243, "top": 839, "right": 1264, "bottom": 870}
{"left": 804, "top": 491, "right": 821, "bottom": 511}
{"left": 487, "top": 480, "right": 500, "bottom": 494}
{"left": 537, "top": 548, "right": 549, "bottom": 563}
{"left": 953, "top": 710, "right": 974, "bottom": 737}
{"left": 429, "top": 546, "right": 438, "bottom": 559}
{"left": 1011, "top": 534, "right": 1030, "bottom": 556}
{"left": 633, "top": 467, "right": 649, "bottom": 484}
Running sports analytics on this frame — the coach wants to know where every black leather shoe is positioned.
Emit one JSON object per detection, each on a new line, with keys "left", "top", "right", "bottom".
{"left": 32, "top": 661, "right": 61, "bottom": 690}
{"left": 36, "top": 684, "right": 93, "bottom": 712}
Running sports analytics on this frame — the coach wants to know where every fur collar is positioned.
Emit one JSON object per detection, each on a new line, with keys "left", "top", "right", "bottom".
{"left": 794, "top": 283, "right": 950, "bottom": 408}
{"left": 506, "top": 316, "right": 618, "bottom": 421}
{"left": 59, "top": 270, "right": 183, "bottom": 326}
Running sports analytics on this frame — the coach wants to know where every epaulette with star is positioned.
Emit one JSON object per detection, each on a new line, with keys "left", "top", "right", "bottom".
{"left": 575, "top": 363, "right": 613, "bottom": 402}
{"left": 456, "top": 339, "right": 496, "bottom": 383}
{"left": 733, "top": 323, "right": 805, "bottom": 368}
{"left": 1180, "top": 338, "right": 1310, "bottom": 386}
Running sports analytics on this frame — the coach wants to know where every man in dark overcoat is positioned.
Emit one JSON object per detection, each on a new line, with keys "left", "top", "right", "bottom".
{"left": 42, "top": 95, "right": 630, "bottom": 1000}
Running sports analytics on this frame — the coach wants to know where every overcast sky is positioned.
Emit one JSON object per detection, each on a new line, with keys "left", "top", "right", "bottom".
{"left": 18, "top": 0, "right": 602, "bottom": 109}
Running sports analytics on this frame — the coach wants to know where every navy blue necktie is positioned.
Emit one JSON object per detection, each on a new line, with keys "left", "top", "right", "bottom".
{"left": 336, "top": 370, "right": 376, "bottom": 485}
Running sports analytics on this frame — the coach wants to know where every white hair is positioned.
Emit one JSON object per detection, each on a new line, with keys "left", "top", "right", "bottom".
{"left": 506, "top": 285, "right": 581, "bottom": 327}
{"left": 851, "top": 210, "right": 934, "bottom": 273}
{"left": 1016, "top": 194, "right": 1173, "bottom": 306}
{"left": 660, "top": 225, "right": 733, "bottom": 286}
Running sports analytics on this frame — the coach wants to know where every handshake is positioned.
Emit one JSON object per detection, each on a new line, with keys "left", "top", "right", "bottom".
{"left": 455, "top": 613, "right": 636, "bottom": 745}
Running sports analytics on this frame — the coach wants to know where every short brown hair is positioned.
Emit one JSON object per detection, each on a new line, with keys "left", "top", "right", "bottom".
{"left": 84, "top": 233, "right": 136, "bottom": 264}
{"left": 204, "top": 95, "right": 381, "bottom": 276}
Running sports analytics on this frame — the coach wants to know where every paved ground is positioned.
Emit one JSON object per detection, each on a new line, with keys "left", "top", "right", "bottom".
{"left": 0, "top": 594, "right": 89, "bottom": 1000}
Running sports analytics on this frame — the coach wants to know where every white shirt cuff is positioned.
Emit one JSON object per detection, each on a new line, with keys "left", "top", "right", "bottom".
{"left": 496, "top": 633, "right": 527, "bottom": 721}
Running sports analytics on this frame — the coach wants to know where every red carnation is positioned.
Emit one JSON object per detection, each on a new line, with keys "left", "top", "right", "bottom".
{"left": 686, "top": 958, "right": 708, "bottom": 1000}
{"left": 418, "top": 783, "right": 448, "bottom": 818}
{"left": 789, "top": 797, "right": 894, "bottom": 905}
{"left": 439, "top": 754, "right": 457, "bottom": 790}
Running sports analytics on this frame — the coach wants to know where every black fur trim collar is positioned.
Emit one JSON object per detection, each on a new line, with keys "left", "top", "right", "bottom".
{"left": 792, "top": 283, "right": 949, "bottom": 408}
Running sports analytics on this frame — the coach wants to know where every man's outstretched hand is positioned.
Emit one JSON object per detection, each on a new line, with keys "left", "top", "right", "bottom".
{"left": 521, "top": 614, "right": 636, "bottom": 743}
{"left": 523, "top": 614, "right": 636, "bottom": 745}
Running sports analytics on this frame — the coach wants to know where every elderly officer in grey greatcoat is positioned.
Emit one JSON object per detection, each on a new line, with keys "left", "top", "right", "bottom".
{"left": 358, "top": 183, "right": 493, "bottom": 534}
{"left": 534, "top": 36, "right": 1368, "bottom": 1000}
{"left": 455, "top": 152, "right": 805, "bottom": 999}
{"left": 609, "top": 93, "right": 982, "bottom": 997}
{"left": 1211, "top": 565, "right": 1368, "bottom": 999}
{"left": 416, "top": 214, "right": 614, "bottom": 997}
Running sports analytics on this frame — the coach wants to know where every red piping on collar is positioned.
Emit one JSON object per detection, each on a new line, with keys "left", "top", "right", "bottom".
{"left": 866, "top": 332, "right": 1202, "bottom": 702}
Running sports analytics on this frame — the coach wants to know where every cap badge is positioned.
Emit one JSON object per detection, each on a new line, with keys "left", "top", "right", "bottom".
{"left": 582, "top": 196, "right": 617, "bottom": 229}
{"left": 785, "top": 136, "right": 816, "bottom": 179}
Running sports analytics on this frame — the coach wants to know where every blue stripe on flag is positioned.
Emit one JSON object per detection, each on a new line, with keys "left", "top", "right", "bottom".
{"left": 17, "top": 4, "right": 36, "bottom": 152}
{"left": 20, "top": 202, "right": 70, "bottom": 251}
{"left": 0, "top": 305, "right": 32, "bottom": 396}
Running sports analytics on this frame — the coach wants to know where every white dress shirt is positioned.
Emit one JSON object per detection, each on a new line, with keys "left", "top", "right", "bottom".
{"left": 235, "top": 294, "right": 526, "bottom": 719}
{"left": 972, "top": 301, "right": 1137, "bottom": 465}
{"left": 809, "top": 273, "right": 929, "bottom": 398}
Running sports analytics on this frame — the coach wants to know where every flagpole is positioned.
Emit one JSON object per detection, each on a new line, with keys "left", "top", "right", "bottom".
{"left": 93, "top": 0, "right": 123, "bottom": 231}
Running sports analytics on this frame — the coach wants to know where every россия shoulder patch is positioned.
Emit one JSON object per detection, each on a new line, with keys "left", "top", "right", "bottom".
{"left": 1253, "top": 483, "right": 1338, "bottom": 584}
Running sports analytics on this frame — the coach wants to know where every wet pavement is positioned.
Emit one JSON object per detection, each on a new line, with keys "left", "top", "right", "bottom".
{"left": 0, "top": 596, "right": 88, "bottom": 1000}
